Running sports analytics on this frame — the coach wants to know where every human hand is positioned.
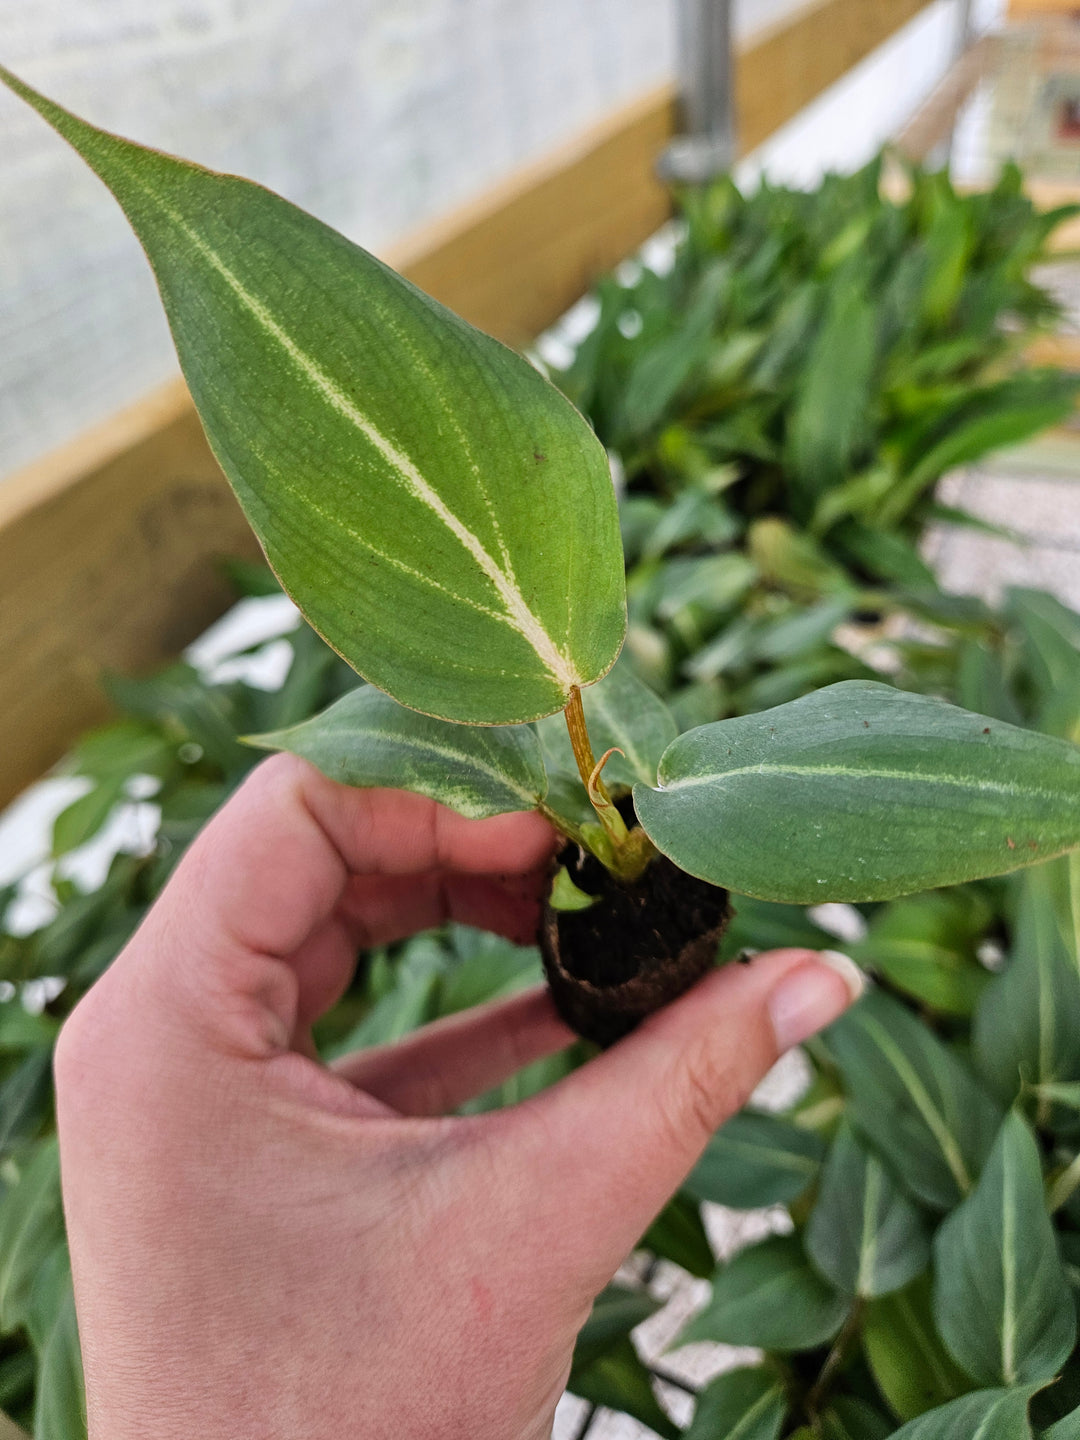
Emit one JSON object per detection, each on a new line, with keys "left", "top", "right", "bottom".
{"left": 55, "top": 755, "right": 861, "bottom": 1440}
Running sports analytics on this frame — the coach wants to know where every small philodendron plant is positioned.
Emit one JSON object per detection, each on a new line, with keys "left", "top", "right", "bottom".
{"left": 9, "top": 69, "right": 1080, "bottom": 1043}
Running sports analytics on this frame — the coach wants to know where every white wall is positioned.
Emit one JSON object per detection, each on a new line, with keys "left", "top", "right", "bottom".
{"left": 0, "top": 0, "right": 986, "bottom": 480}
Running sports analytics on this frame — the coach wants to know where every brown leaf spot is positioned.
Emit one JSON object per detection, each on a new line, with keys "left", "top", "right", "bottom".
{"left": 1006, "top": 836, "right": 1016, "bottom": 850}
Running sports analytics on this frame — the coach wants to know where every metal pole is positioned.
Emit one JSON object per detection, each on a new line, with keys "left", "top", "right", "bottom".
{"left": 659, "top": 0, "right": 736, "bottom": 183}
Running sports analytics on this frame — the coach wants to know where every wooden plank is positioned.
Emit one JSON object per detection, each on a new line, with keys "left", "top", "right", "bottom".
{"left": 0, "top": 0, "right": 936, "bottom": 806}
{"left": 735, "top": 0, "right": 931, "bottom": 155}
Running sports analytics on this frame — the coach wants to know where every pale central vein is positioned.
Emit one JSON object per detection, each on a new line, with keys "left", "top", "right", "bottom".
{"left": 347, "top": 725, "right": 540, "bottom": 806}
{"left": 660, "top": 758, "right": 1059, "bottom": 803}
{"left": 143, "top": 177, "right": 577, "bottom": 687}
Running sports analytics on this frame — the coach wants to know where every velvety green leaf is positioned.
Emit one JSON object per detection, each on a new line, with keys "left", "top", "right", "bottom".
{"left": 535, "top": 657, "right": 677, "bottom": 791}
{"left": 824, "top": 990, "right": 1002, "bottom": 1209}
{"left": 0, "top": 1142, "right": 65, "bottom": 1335}
{"left": 862, "top": 1274, "right": 974, "bottom": 1422}
{"left": 686, "top": 1109, "right": 827, "bottom": 1209}
{"left": 683, "top": 1366, "right": 787, "bottom": 1440}
{"left": 933, "top": 1110, "right": 1076, "bottom": 1386}
{"left": 974, "top": 866, "right": 1080, "bottom": 1116}
{"left": 635, "top": 681, "right": 1080, "bottom": 903}
{"left": 246, "top": 684, "right": 546, "bottom": 819}
{"left": 889, "top": 1386, "right": 1039, "bottom": 1440}
{"left": 675, "top": 1236, "right": 848, "bottom": 1351}
{"left": 640, "top": 1192, "right": 714, "bottom": 1278}
{"left": 852, "top": 890, "right": 992, "bottom": 1017}
{"left": 806, "top": 1121, "right": 929, "bottom": 1298}
{"left": 1, "top": 68, "right": 625, "bottom": 725}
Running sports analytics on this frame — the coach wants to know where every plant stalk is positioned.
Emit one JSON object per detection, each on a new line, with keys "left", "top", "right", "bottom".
{"left": 562, "top": 687, "right": 656, "bottom": 883}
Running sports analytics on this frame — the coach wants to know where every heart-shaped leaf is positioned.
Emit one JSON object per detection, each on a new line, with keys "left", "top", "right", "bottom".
{"left": 806, "top": 1120, "right": 929, "bottom": 1298}
{"left": 675, "top": 1235, "right": 847, "bottom": 1352}
{"left": 245, "top": 685, "right": 546, "bottom": 819}
{"left": 635, "top": 681, "right": 1080, "bottom": 902}
{"left": 933, "top": 1110, "right": 1076, "bottom": 1386}
{"left": 824, "top": 990, "right": 1002, "bottom": 1210}
{"left": 0, "top": 68, "right": 625, "bottom": 725}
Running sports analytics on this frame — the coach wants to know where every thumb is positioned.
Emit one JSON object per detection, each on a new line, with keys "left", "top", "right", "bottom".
{"left": 506, "top": 948, "right": 863, "bottom": 1282}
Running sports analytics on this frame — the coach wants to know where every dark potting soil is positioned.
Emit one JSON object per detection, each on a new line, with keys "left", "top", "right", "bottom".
{"left": 552, "top": 841, "right": 728, "bottom": 988}
{"left": 538, "top": 803, "right": 730, "bottom": 1045}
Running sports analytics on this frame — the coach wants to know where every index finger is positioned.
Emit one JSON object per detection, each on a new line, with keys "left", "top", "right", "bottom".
{"left": 158, "top": 753, "right": 558, "bottom": 961}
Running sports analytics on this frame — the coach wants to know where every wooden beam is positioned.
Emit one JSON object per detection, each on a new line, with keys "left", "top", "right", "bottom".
{"left": 1, "top": 0, "right": 936, "bottom": 806}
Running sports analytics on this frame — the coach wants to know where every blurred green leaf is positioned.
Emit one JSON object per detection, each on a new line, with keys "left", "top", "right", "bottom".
{"left": 889, "top": 1387, "right": 1038, "bottom": 1439}
{"left": 974, "top": 866, "right": 1080, "bottom": 1117}
{"left": 825, "top": 989, "right": 1002, "bottom": 1210}
{"left": 640, "top": 1192, "right": 713, "bottom": 1278}
{"left": 675, "top": 1235, "right": 847, "bottom": 1351}
{"left": 683, "top": 1366, "right": 787, "bottom": 1440}
{"left": 933, "top": 1110, "right": 1076, "bottom": 1386}
{"left": 863, "top": 1273, "right": 973, "bottom": 1422}
{"left": 687, "top": 1109, "right": 826, "bottom": 1209}
{"left": 806, "top": 1120, "right": 929, "bottom": 1298}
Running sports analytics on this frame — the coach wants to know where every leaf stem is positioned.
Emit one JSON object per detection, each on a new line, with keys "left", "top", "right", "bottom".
{"left": 564, "top": 687, "right": 626, "bottom": 839}
{"left": 805, "top": 1301, "right": 865, "bottom": 1420}
{"left": 562, "top": 687, "right": 656, "bottom": 883}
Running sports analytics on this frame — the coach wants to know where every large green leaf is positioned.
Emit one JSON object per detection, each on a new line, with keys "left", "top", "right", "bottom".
{"left": 862, "top": 1274, "right": 974, "bottom": 1422}
{"left": 974, "top": 866, "right": 1080, "bottom": 1118}
{"left": 686, "top": 1109, "right": 827, "bottom": 1209}
{"left": 0, "top": 68, "right": 625, "bottom": 725}
{"left": 683, "top": 1367, "right": 787, "bottom": 1440}
{"left": 805, "top": 1121, "right": 929, "bottom": 1298}
{"left": 675, "top": 1235, "right": 848, "bottom": 1352}
{"left": 889, "top": 1387, "right": 1039, "bottom": 1440}
{"left": 933, "top": 1111, "right": 1076, "bottom": 1386}
{"left": 246, "top": 684, "right": 547, "bottom": 819}
{"left": 824, "top": 990, "right": 1002, "bottom": 1210}
{"left": 635, "top": 681, "right": 1080, "bottom": 903}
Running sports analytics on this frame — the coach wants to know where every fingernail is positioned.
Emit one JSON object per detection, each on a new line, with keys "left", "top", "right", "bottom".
{"left": 768, "top": 951, "right": 866, "bottom": 1052}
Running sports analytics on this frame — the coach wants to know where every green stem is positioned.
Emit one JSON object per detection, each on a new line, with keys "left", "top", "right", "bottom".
{"left": 805, "top": 1301, "right": 865, "bottom": 1420}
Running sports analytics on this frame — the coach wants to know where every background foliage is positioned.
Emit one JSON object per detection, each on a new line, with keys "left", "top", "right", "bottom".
{"left": 4, "top": 156, "right": 1080, "bottom": 1437}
